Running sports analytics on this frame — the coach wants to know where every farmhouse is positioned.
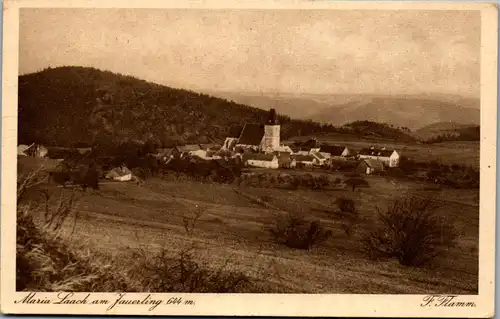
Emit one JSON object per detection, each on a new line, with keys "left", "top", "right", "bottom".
{"left": 199, "top": 143, "right": 221, "bottom": 152}
{"left": 275, "top": 152, "right": 296, "bottom": 168}
{"left": 17, "top": 143, "right": 34, "bottom": 156}
{"left": 319, "top": 145, "right": 350, "bottom": 159}
{"left": 154, "top": 148, "right": 174, "bottom": 163}
{"left": 299, "top": 138, "right": 320, "bottom": 150}
{"left": 19, "top": 143, "right": 48, "bottom": 158}
{"left": 357, "top": 159, "right": 385, "bottom": 175}
{"left": 243, "top": 153, "right": 279, "bottom": 169}
{"left": 294, "top": 154, "right": 315, "bottom": 167}
{"left": 174, "top": 144, "right": 203, "bottom": 158}
{"left": 310, "top": 152, "right": 327, "bottom": 166}
{"left": 358, "top": 147, "right": 400, "bottom": 167}
{"left": 221, "top": 137, "right": 238, "bottom": 151}
{"left": 106, "top": 165, "right": 133, "bottom": 181}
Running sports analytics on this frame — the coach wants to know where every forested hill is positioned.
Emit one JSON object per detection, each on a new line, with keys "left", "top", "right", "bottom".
{"left": 18, "top": 66, "right": 415, "bottom": 147}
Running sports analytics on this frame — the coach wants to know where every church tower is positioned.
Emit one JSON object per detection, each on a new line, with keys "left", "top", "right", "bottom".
{"left": 263, "top": 108, "right": 280, "bottom": 151}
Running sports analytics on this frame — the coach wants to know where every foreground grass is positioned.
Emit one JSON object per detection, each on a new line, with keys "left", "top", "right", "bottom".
{"left": 17, "top": 202, "right": 272, "bottom": 292}
{"left": 17, "top": 168, "right": 478, "bottom": 294}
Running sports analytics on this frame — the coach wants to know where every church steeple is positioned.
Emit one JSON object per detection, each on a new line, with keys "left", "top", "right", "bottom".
{"left": 263, "top": 108, "right": 280, "bottom": 151}
{"left": 267, "top": 108, "right": 278, "bottom": 125}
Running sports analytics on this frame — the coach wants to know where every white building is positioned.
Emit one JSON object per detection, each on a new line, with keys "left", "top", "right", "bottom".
{"left": 319, "top": 145, "right": 350, "bottom": 160}
{"left": 243, "top": 153, "right": 279, "bottom": 169}
{"left": 106, "top": 165, "right": 133, "bottom": 181}
{"left": 358, "top": 147, "right": 400, "bottom": 167}
{"left": 310, "top": 152, "right": 327, "bottom": 166}
{"left": 294, "top": 154, "right": 315, "bottom": 167}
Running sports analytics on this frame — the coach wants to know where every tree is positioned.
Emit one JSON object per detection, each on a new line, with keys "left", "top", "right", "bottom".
{"left": 362, "top": 195, "right": 457, "bottom": 267}
{"left": 344, "top": 178, "right": 369, "bottom": 192}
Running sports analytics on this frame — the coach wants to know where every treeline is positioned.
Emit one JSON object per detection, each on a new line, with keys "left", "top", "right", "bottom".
{"left": 422, "top": 126, "right": 480, "bottom": 144}
{"left": 388, "top": 156, "right": 479, "bottom": 189}
{"left": 335, "top": 121, "right": 415, "bottom": 142}
{"left": 18, "top": 66, "right": 415, "bottom": 148}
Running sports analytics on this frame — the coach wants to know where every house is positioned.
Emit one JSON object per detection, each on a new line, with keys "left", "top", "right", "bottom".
{"left": 293, "top": 154, "right": 315, "bottom": 167}
{"left": 357, "top": 159, "right": 385, "bottom": 175}
{"left": 319, "top": 145, "right": 350, "bottom": 159}
{"left": 154, "top": 148, "right": 174, "bottom": 163}
{"left": 358, "top": 147, "right": 400, "bottom": 167}
{"left": 310, "top": 152, "right": 327, "bottom": 166}
{"left": 17, "top": 143, "right": 34, "bottom": 156}
{"left": 275, "top": 152, "right": 296, "bottom": 168}
{"left": 21, "top": 143, "right": 48, "bottom": 158}
{"left": 174, "top": 144, "right": 203, "bottom": 158}
{"left": 269, "top": 144, "right": 293, "bottom": 154}
{"left": 221, "top": 137, "right": 238, "bottom": 151}
{"left": 76, "top": 148, "right": 92, "bottom": 155}
{"left": 199, "top": 143, "right": 221, "bottom": 152}
{"left": 295, "top": 150, "right": 312, "bottom": 156}
{"left": 242, "top": 153, "right": 279, "bottom": 169}
{"left": 105, "top": 165, "right": 133, "bottom": 181}
{"left": 205, "top": 150, "right": 222, "bottom": 160}
{"left": 299, "top": 138, "right": 320, "bottom": 150}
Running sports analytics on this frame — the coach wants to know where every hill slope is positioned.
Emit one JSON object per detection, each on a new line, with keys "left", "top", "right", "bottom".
{"left": 18, "top": 67, "right": 418, "bottom": 148}
{"left": 18, "top": 67, "right": 285, "bottom": 147}
{"left": 414, "top": 122, "right": 480, "bottom": 142}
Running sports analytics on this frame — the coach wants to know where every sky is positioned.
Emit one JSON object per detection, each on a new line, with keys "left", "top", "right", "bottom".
{"left": 19, "top": 8, "right": 480, "bottom": 97}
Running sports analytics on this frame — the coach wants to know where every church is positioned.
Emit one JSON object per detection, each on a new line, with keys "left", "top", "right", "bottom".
{"left": 221, "top": 109, "right": 290, "bottom": 154}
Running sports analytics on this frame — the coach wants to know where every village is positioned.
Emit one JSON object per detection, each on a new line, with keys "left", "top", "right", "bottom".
{"left": 17, "top": 109, "right": 401, "bottom": 183}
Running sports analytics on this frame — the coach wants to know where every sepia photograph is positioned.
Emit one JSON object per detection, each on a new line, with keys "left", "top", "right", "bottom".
{"left": 1, "top": 0, "right": 497, "bottom": 317}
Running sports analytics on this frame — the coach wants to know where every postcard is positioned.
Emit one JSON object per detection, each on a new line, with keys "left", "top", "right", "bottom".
{"left": 1, "top": 0, "right": 497, "bottom": 317}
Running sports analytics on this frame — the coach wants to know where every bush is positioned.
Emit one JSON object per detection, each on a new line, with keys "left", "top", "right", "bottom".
{"left": 335, "top": 197, "right": 358, "bottom": 236}
{"left": 129, "top": 247, "right": 250, "bottom": 293}
{"left": 362, "top": 195, "right": 458, "bottom": 267}
{"left": 344, "top": 177, "right": 369, "bottom": 192}
{"left": 270, "top": 213, "right": 332, "bottom": 250}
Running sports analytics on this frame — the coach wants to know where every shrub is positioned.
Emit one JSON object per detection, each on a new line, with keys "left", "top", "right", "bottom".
{"left": 361, "top": 195, "right": 458, "bottom": 267}
{"left": 344, "top": 177, "right": 369, "bottom": 192}
{"left": 270, "top": 213, "right": 332, "bottom": 250}
{"left": 129, "top": 247, "right": 250, "bottom": 293}
{"left": 335, "top": 197, "right": 359, "bottom": 236}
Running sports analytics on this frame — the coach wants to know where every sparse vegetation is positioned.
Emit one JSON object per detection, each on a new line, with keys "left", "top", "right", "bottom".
{"left": 362, "top": 195, "right": 458, "bottom": 267}
{"left": 240, "top": 172, "right": 344, "bottom": 190}
{"left": 128, "top": 246, "right": 251, "bottom": 293}
{"left": 270, "top": 213, "right": 332, "bottom": 250}
{"left": 16, "top": 170, "right": 256, "bottom": 293}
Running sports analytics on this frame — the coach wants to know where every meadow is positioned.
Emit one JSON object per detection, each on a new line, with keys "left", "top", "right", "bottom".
{"left": 20, "top": 166, "right": 479, "bottom": 294}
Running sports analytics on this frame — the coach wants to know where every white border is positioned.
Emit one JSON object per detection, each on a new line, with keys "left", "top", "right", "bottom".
{"left": 1, "top": 1, "right": 497, "bottom": 317}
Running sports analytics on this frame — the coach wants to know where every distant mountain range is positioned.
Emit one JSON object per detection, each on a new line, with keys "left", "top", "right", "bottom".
{"left": 207, "top": 91, "right": 480, "bottom": 130}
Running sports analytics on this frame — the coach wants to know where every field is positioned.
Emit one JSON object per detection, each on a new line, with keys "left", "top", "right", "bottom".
{"left": 288, "top": 135, "right": 480, "bottom": 168}
{"left": 22, "top": 166, "right": 479, "bottom": 294}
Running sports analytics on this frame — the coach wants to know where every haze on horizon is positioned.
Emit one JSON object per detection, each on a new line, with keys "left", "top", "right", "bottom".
{"left": 19, "top": 8, "right": 480, "bottom": 98}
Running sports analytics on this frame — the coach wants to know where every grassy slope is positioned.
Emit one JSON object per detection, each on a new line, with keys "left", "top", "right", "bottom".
{"left": 29, "top": 175, "right": 478, "bottom": 294}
